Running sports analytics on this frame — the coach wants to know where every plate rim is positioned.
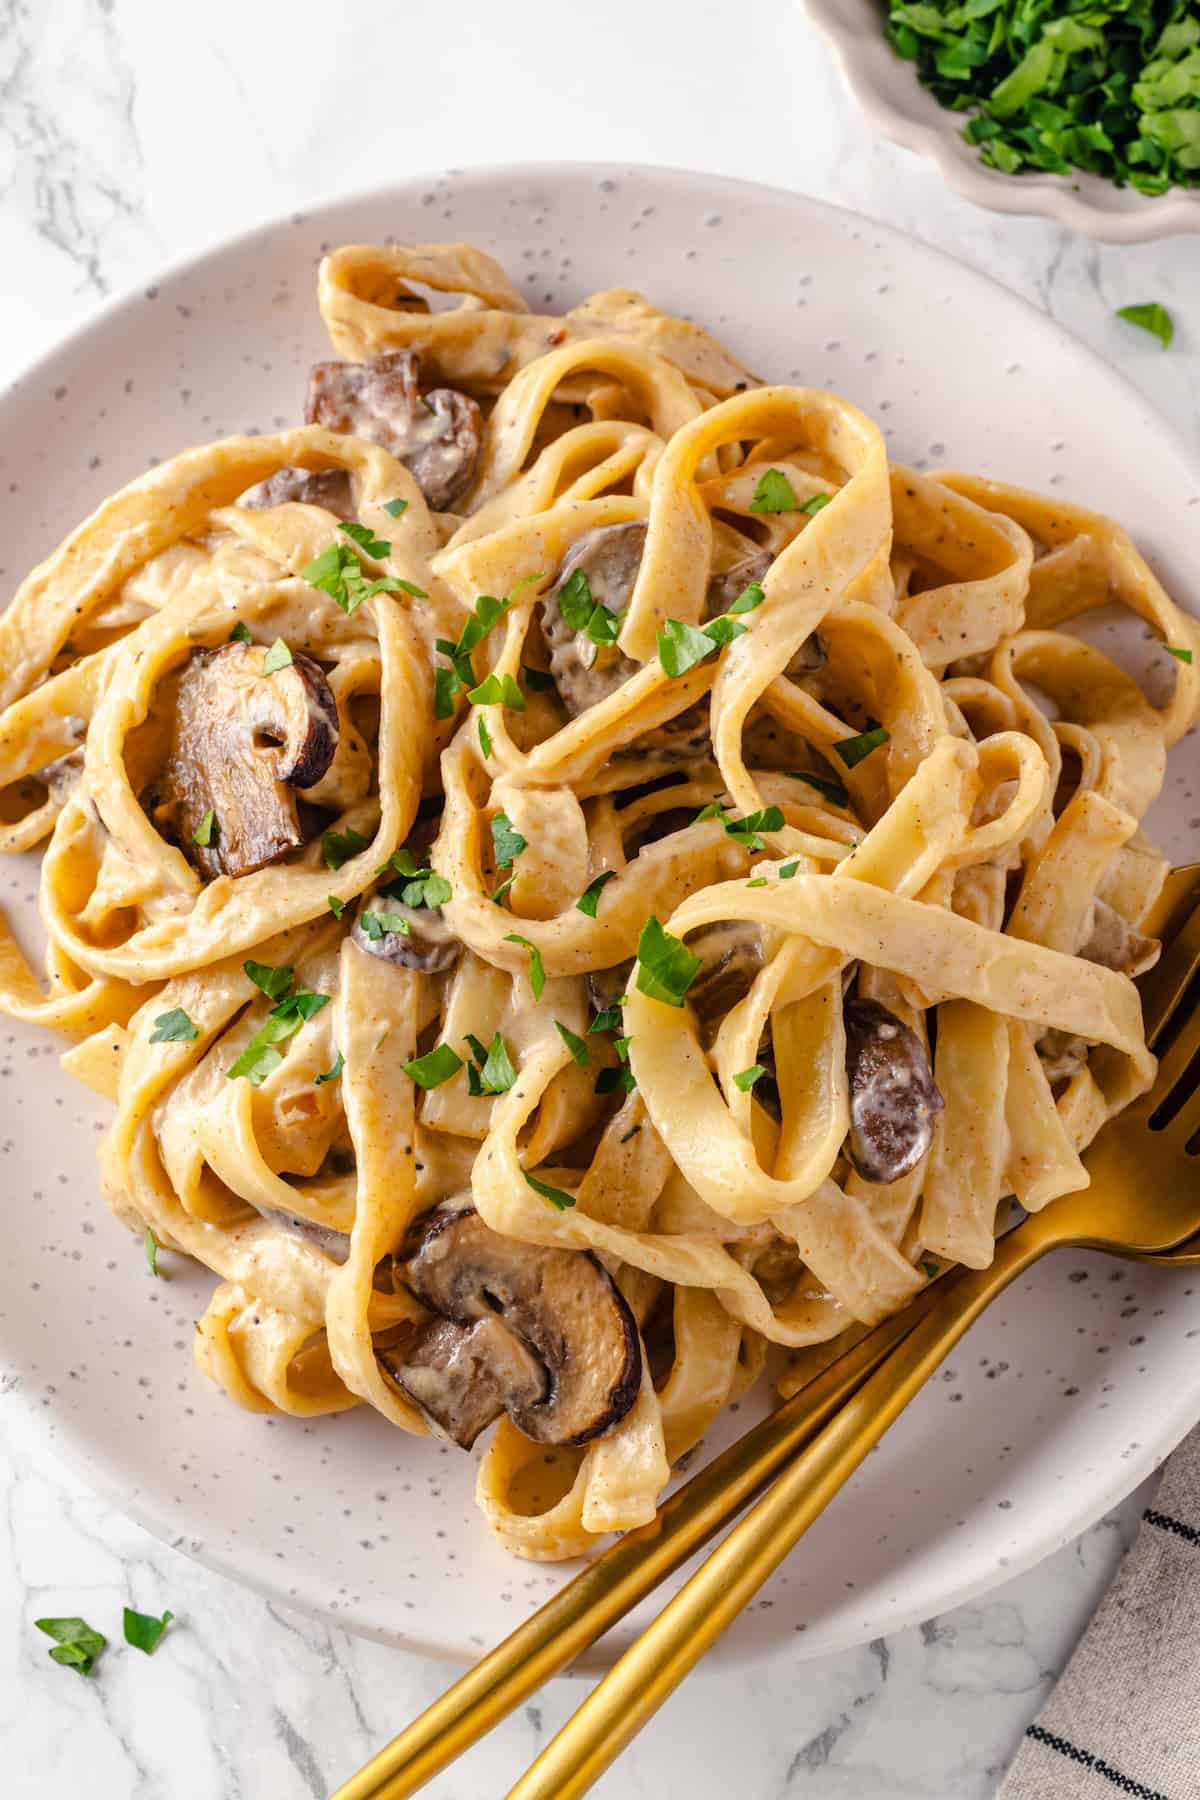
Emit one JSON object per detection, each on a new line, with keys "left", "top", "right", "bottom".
{"left": 3, "top": 159, "right": 1199, "bottom": 1665}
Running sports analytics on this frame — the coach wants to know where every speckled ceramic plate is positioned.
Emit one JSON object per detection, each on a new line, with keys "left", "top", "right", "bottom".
{"left": 2, "top": 164, "right": 1200, "bottom": 1669}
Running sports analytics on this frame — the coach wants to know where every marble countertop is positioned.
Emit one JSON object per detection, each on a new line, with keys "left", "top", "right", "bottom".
{"left": 2, "top": 3, "right": 1196, "bottom": 1796}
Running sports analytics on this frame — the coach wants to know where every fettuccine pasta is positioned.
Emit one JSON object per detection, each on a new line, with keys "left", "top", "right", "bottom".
{"left": 2, "top": 240, "right": 1194, "bottom": 1560}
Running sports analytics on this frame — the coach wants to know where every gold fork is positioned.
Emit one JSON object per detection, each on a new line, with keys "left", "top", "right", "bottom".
{"left": 332, "top": 865, "right": 1200, "bottom": 1800}
{"left": 503, "top": 880, "right": 1200, "bottom": 1799}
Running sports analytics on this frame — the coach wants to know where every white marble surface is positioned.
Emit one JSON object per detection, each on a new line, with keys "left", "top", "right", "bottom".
{"left": 1, "top": 3, "right": 1196, "bottom": 1796}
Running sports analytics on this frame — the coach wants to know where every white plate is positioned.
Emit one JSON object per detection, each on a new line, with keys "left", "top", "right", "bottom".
{"left": 802, "top": 0, "right": 1200, "bottom": 244}
{"left": 2, "top": 163, "right": 1199, "bottom": 1669}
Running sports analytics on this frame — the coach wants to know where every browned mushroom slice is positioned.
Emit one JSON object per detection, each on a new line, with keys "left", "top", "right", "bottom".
{"left": 252, "top": 1204, "right": 351, "bottom": 1264}
{"left": 160, "top": 642, "right": 338, "bottom": 879}
{"left": 588, "top": 959, "right": 633, "bottom": 1019}
{"left": 237, "top": 466, "right": 354, "bottom": 514}
{"left": 1037, "top": 1028, "right": 1090, "bottom": 1087}
{"left": 843, "top": 999, "right": 944, "bottom": 1184}
{"left": 377, "top": 1314, "right": 544, "bottom": 1450}
{"left": 542, "top": 522, "right": 645, "bottom": 717}
{"left": 351, "top": 900, "right": 462, "bottom": 974}
{"left": 687, "top": 922, "right": 765, "bottom": 1046}
{"left": 705, "top": 551, "right": 772, "bottom": 618}
{"left": 706, "top": 550, "right": 824, "bottom": 676}
{"left": 305, "top": 350, "right": 482, "bottom": 511}
{"left": 382, "top": 1207, "right": 641, "bottom": 1448}
{"left": 1079, "top": 898, "right": 1159, "bottom": 978}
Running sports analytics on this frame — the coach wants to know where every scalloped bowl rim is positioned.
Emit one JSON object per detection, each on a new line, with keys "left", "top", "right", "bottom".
{"left": 802, "top": 0, "right": 1200, "bottom": 244}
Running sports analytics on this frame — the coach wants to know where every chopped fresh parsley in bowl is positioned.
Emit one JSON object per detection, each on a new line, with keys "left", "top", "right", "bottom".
{"left": 883, "top": 2, "right": 1200, "bottom": 195}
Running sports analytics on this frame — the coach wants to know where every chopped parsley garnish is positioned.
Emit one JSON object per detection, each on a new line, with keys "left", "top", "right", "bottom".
{"left": 477, "top": 1031, "right": 518, "bottom": 1095}
{"left": 657, "top": 618, "right": 717, "bottom": 679}
{"left": 523, "top": 664, "right": 557, "bottom": 693}
{"left": 748, "top": 468, "right": 799, "bottom": 514}
{"left": 724, "top": 805, "right": 785, "bottom": 852}
{"left": 747, "top": 877, "right": 768, "bottom": 888}
{"left": 1167, "top": 645, "right": 1194, "bottom": 663}
{"left": 322, "top": 825, "right": 371, "bottom": 871}
{"left": 227, "top": 984, "right": 330, "bottom": 1086}
{"left": 733, "top": 1064, "right": 766, "bottom": 1091}
{"left": 595, "top": 1065, "right": 636, "bottom": 1096}
{"left": 505, "top": 933, "right": 546, "bottom": 1000}
{"left": 779, "top": 860, "right": 800, "bottom": 879}
{"left": 693, "top": 799, "right": 784, "bottom": 852}
{"left": 727, "top": 581, "right": 766, "bottom": 615}
{"left": 1118, "top": 303, "right": 1175, "bottom": 348}
{"left": 921, "top": 1258, "right": 940, "bottom": 1279}
{"left": 150, "top": 1008, "right": 199, "bottom": 1045}
{"left": 558, "top": 568, "right": 624, "bottom": 646}
{"left": 35, "top": 1616, "right": 107, "bottom": 1678}
{"left": 315, "top": 1051, "right": 344, "bottom": 1086}
{"left": 589, "top": 998, "right": 625, "bottom": 1034}
{"left": 123, "top": 1608, "right": 174, "bottom": 1655}
{"left": 576, "top": 870, "right": 617, "bottom": 917}
{"left": 359, "top": 909, "right": 412, "bottom": 939}
{"left": 478, "top": 713, "right": 493, "bottom": 757}
{"left": 378, "top": 857, "right": 451, "bottom": 911}
{"left": 261, "top": 637, "right": 294, "bottom": 675}
{"left": 833, "top": 724, "right": 890, "bottom": 769}
{"left": 463, "top": 1032, "right": 490, "bottom": 1068}
{"left": 402, "top": 1043, "right": 464, "bottom": 1090}
{"left": 381, "top": 497, "right": 409, "bottom": 518}
{"left": 491, "top": 873, "right": 516, "bottom": 906}
{"left": 302, "top": 542, "right": 425, "bottom": 616}
{"left": 435, "top": 579, "right": 546, "bottom": 717}
{"left": 467, "top": 671, "right": 526, "bottom": 710}
{"left": 434, "top": 665, "right": 461, "bottom": 721}
{"left": 191, "top": 809, "right": 217, "bottom": 847}
{"left": 338, "top": 520, "right": 391, "bottom": 559}
{"left": 491, "top": 812, "right": 527, "bottom": 868}
{"left": 635, "top": 916, "right": 703, "bottom": 1007}
{"left": 228, "top": 621, "right": 253, "bottom": 644}
{"left": 789, "top": 769, "right": 850, "bottom": 807}
{"left": 800, "top": 492, "right": 832, "bottom": 515}
{"left": 244, "top": 960, "right": 294, "bottom": 1001}
{"left": 328, "top": 894, "right": 347, "bottom": 919}
{"left": 144, "top": 1226, "right": 162, "bottom": 1277}
{"left": 886, "top": 4, "right": 1200, "bottom": 196}
{"left": 555, "top": 1021, "right": 590, "bottom": 1066}
{"left": 523, "top": 1169, "right": 577, "bottom": 1211}
{"left": 656, "top": 569, "right": 768, "bottom": 678}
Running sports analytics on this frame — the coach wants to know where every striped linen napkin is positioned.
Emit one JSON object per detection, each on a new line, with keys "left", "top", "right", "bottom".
{"left": 999, "top": 1428, "right": 1200, "bottom": 1800}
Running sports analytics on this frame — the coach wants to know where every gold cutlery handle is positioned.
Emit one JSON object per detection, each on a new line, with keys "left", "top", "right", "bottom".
{"left": 505, "top": 1221, "right": 1053, "bottom": 1800}
{"left": 330, "top": 1289, "right": 942, "bottom": 1800}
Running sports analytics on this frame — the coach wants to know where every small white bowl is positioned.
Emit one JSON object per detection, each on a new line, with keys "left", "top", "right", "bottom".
{"left": 802, "top": 0, "right": 1200, "bottom": 242}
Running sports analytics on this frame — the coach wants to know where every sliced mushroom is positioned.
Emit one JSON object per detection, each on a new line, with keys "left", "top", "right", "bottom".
{"left": 252, "top": 1204, "right": 351, "bottom": 1263}
{"left": 688, "top": 921, "right": 765, "bottom": 1045}
{"left": 705, "top": 551, "right": 772, "bottom": 619}
{"left": 1037, "top": 1028, "right": 1090, "bottom": 1087}
{"left": 843, "top": 999, "right": 944, "bottom": 1185}
{"left": 158, "top": 642, "right": 338, "bottom": 879}
{"left": 305, "top": 350, "right": 482, "bottom": 511}
{"left": 1079, "top": 898, "right": 1159, "bottom": 978}
{"left": 38, "top": 745, "right": 85, "bottom": 802}
{"left": 588, "top": 958, "right": 633, "bottom": 1019}
{"left": 377, "top": 1314, "right": 543, "bottom": 1449}
{"left": 237, "top": 465, "right": 355, "bottom": 514}
{"left": 706, "top": 550, "right": 824, "bottom": 676}
{"left": 542, "top": 522, "right": 645, "bottom": 717}
{"left": 378, "top": 1207, "right": 641, "bottom": 1448}
{"left": 351, "top": 898, "right": 462, "bottom": 974}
